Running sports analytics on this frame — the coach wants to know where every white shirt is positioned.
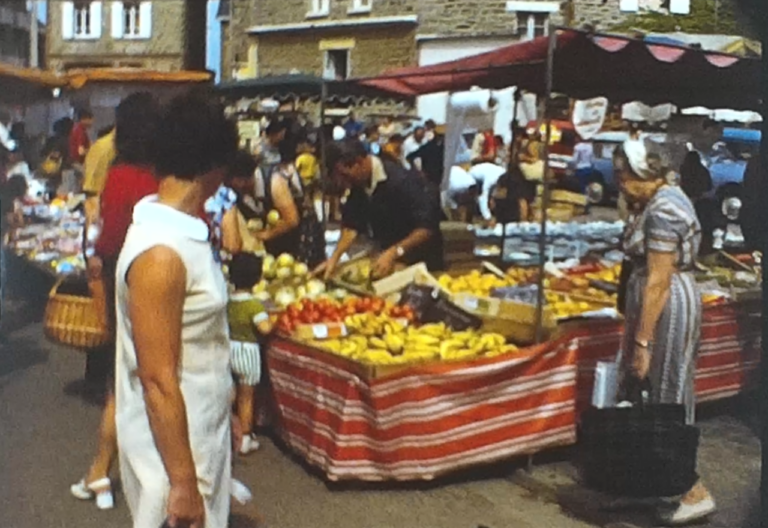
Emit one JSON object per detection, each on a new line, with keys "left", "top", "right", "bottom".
{"left": 402, "top": 135, "right": 425, "bottom": 168}
{"left": 469, "top": 163, "right": 506, "bottom": 221}
{"left": 443, "top": 166, "right": 477, "bottom": 210}
{"left": 573, "top": 142, "right": 594, "bottom": 169}
{"left": 7, "top": 161, "right": 31, "bottom": 182}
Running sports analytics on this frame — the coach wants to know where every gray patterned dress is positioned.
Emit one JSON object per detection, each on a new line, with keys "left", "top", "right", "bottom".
{"left": 619, "top": 185, "right": 702, "bottom": 424}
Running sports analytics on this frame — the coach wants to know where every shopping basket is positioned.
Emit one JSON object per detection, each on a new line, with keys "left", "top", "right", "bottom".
{"left": 578, "top": 378, "right": 700, "bottom": 498}
{"left": 43, "top": 277, "right": 111, "bottom": 350}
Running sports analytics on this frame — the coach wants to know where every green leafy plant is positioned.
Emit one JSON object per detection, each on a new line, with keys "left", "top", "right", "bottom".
{"left": 611, "top": 0, "right": 741, "bottom": 35}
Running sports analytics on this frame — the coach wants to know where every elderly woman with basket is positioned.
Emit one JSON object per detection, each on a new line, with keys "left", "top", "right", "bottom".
{"left": 614, "top": 138, "right": 715, "bottom": 526}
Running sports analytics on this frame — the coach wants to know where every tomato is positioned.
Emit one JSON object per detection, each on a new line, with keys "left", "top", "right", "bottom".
{"left": 307, "top": 310, "right": 322, "bottom": 324}
{"left": 389, "top": 305, "right": 403, "bottom": 318}
{"left": 370, "top": 298, "right": 385, "bottom": 314}
{"left": 357, "top": 297, "right": 372, "bottom": 313}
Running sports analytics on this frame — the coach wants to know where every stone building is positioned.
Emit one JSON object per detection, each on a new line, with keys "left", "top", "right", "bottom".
{"left": 219, "top": 0, "right": 637, "bottom": 82}
{"left": 46, "top": 0, "right": 207, "bottom": 72}
{"left": 0, "top": 0, "right": 46, "bottom": 68}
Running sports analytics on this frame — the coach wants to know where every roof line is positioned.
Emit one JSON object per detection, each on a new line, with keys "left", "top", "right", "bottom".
{"left": 247, "top": 15, "right": 419, "bottom": 34}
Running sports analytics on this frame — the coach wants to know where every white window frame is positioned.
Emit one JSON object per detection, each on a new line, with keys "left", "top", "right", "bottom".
{"left": 63, "top": 1, "right": 102, "bottom": 40}
{"left": 506, "top": 1, "right": 558, "bottom": 41}
{"left": 111, "top": 1, "right": 152, "bottom": 40}
{"left": 348, "top": 0, "right": 371, "bottom": 14}
{"left": 323, "top": 49, "right": 350, "bottom": 81}
{"left": 522, "top": 12, "right": 549, "bottom": 40}
{"left": 307, "top": 0, "right": 330, "bottom": 19}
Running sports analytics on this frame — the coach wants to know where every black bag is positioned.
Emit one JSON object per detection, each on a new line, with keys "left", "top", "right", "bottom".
{"left": 399, "top": 284, "right": 482, "bottom": 331}
{"left": 616, "top": 258, "right": 634, "bottom": 316}
{"left": 578, "top": 378, "right": 700, "bottom": 498}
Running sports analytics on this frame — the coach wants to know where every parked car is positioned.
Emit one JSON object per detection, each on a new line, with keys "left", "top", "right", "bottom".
{"left": 701, "top": 127, "right": 760, "bottom": 202}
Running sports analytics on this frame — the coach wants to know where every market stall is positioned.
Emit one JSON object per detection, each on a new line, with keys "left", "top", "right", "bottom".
{"left": 259, "top": 28, "right": 761, "bottom": 481}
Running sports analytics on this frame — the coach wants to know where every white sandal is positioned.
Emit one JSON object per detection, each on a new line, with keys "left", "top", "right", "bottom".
{"left": 659, "top": 497, "right": 716, "bottom": 526}
{"left": 70, "top": 477, "right": 115, "bottom": 510}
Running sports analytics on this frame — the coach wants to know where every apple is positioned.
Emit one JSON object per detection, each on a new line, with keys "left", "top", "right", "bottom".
{"left": 277, "top": 253, "right": 295, "bottom": 268}
{"left": 293, "top": 262, "right": 309, "bottom": 277}
{"left": 276, "top": 266, "right": 293, "bottom": 280}
{"left": 267, "top": 209, "right": 281, "bottom": 226}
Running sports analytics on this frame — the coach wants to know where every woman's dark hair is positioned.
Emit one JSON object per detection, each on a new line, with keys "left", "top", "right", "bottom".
{"left": 152, "top": 93, "right": 238, "bottom": 180}
{"left": 325, "top": 139, "right": 368, "bottom": 174}
{"left": 229, "top": 252, "right": 264, "bottom": 291}
{"left": 76, "top": 108, "right": 93, "bottom": 121}
{"left": 115, "top": 92, "right": 159, "bottom": 166}
{"left": 227, "top": 149, "right": 258, "bottom": 182}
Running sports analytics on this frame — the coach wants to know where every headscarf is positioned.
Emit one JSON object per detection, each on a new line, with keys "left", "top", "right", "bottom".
{"left": 622, "top": 139, "right": 654, "bottom": 180}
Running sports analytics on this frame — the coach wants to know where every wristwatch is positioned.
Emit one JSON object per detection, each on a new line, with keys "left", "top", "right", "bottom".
{"left": 395, "top": 245, "right": 405, "bottom": 258}
{"left": 635, "top": 339, "right": 650, "bottom": 349}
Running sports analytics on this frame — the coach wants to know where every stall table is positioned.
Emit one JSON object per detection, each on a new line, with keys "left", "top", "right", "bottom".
{"left": 266, "top": 299, "right": 761, "bottom": 482}
{"left": 267, "top": 337, "right": 578, "bottom": 481}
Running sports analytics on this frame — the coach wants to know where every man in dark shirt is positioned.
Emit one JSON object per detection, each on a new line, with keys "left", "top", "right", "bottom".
{"left": 318, "top": 139, "right": 444, "bottom": 278}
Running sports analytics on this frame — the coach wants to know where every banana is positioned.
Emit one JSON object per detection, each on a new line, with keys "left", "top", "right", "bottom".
{"left": 323, "top": 339, "right": 342, "bottom": 352}
{"left": 439, "top": 340, "right": 463, "bottom": 358}
{"left": 406, "top": 334, "right": 441, "bottom": 347}
{"left": 340, "top": 342, "right": 360, "bottom": 357}
{"left": 383, "top": 334, "right": 404, "bottom": 355}
{"left": 451, "top": 331, "right": 476, "bottom": 344}
{"left": 368, "top": 337, "right": 388, "bottom": 349}
{"left": 419, "top": 323, "right": 447, "bottom": 338}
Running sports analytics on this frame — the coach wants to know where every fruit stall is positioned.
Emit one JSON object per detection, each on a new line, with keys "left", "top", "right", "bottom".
{"left": 257, "top": 250, "right": 762, "bottom": 481}
{"left": 9, "top": 199, "right": 87, "bottom": 277}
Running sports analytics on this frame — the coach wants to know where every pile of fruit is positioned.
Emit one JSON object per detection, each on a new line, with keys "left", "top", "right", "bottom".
{"left": 274, "top": 297, "right": 414, "bottom": 335}
{"left": 249, "top": 253, "right": 345, "bottom": 307}
{"left": 436, "top": 268, "right": 536, "bottom": 297}
{"left": 311, "top": 320, "right": 518, "bottom": 366}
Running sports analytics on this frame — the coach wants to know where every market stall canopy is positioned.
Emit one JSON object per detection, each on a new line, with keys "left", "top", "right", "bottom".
{"left": 0, "top": 63, "right": 66, "bottom": 104}
{"left": 356, "top": 28, "right": 761, "bottom": 110}
{"left": 64, "top": 68, "right": 213, "bottom": 89}
{"left": 216, "top": 73, "right": 411, "bottom": 104}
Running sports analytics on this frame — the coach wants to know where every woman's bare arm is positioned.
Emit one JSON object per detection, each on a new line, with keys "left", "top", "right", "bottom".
{"left": 128, "top": 246, "right": 197, "bottom": 488}
{"left": 221, "top": 207, "right": 242, "bottom": 254}
{"left": 636, "top": 250, "right": 676, "bottom": 345}
{"left": 260, "top": 175, "right": 300, "bottom": 241}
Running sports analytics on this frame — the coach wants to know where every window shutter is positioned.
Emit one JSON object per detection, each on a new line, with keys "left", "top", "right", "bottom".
{"left": 111, "top": 1, "right": 124, "bottom": 38}
{"left": 138, "top": 1, "right": 152, "bottom": 38}
{"left": 62, "top": 2, "right": 75, "bottom": 40}
{"left": 90, "top": 1, "right": 103, "bottom": 38}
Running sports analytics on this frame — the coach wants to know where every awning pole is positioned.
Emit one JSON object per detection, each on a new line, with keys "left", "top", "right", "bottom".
{"left": 317, "top": 80, "right": 329, "bottom": 227}
{"left": 534, "top": 26, "right": 557, "bottom": 344}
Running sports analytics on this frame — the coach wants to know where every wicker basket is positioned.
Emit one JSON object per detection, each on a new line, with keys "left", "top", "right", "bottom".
{"left": 43, "top": 278, "right": 111, "bottom": 350}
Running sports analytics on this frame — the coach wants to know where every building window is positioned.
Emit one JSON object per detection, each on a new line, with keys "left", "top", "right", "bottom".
{"left": 111, "top": 1, "right": 152, "bottom": 39}
{"left": 348, "top": 0, "right": 371, "bottom": 13}
{"left": 519, "top": 12, "right": 549, "bottom": 40}
{"left": 323, "top": 49, "right": 349, "bottom": 80}
{"left": 74, "top": 1, "right": 92, "bottom": 37}
{"left": 308, "top": 0, "right": 330, "bottom": 18}
{"left": 62, "top": 1, "right": 102, "bottom": 40}
{"left": 123, "top": 1, "right": 141, "bottom": 36}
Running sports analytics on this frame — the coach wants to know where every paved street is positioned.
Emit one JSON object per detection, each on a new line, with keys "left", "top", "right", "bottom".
{"left": 0, "top": 288, "right": 761, "bottom": 528}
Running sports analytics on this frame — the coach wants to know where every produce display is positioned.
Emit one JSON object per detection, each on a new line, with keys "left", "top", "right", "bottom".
{"left": 310, "top": 320, "right": 517, "bottom": 366}
{"left": 11, "top": 210, "right": 86, "bottom": 276}
{"left": 248, "top": 252, "right": 344, "bottom": 307}
{"left": 436, "top": 268, "right": 536, "bottom": 297}
{"left": 274, "top": 297, "right": 414, "bottom": 335}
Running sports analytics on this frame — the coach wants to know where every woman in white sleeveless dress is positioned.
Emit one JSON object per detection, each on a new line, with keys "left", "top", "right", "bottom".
{"left": 114, "top": 93, "right": 239, "bottom": 528}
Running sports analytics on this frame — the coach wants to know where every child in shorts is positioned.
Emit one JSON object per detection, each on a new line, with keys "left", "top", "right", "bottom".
{"left": 227, "top": 253, "right": 272, "bottom": 455}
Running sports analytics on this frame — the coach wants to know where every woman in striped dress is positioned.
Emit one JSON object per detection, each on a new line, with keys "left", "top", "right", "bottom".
{"left": 614, "top": 139, "right": 715, "bottom": 526}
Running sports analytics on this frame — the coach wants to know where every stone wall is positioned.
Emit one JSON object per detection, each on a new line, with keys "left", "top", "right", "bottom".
{"left": 256, "top": 25, "right": 417, "bottom": 78}
{"left": 572, "top": 0, "right": 631, "bottom": 30}
{"left": 47, "top": 0, "right": 189, "bottom": 71}
{"left": 221, "top": 0, "right": 257, "bottom": 80}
